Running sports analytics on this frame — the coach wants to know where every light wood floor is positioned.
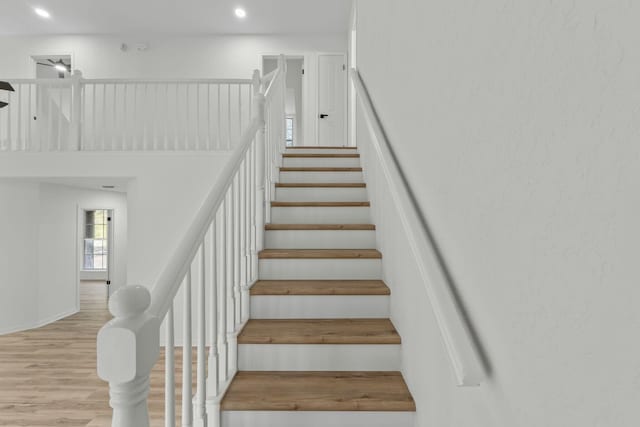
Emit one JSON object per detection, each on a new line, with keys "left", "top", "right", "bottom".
{"left": 0, "top": 282, "right": 190, "bottom": 427}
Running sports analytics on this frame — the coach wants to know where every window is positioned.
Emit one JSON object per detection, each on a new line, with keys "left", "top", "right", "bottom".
{"left": 285, "top": 117, "right": 294, "bottom": 147}
{"left": 84, "top": 210, "right": 109, "bottom": 270}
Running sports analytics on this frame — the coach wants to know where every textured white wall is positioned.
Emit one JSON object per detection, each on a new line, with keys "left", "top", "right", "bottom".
{"left": 355, "top": 1, "right": 640, "bottom": 426}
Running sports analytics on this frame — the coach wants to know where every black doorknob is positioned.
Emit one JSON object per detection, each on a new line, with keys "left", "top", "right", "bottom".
{"left": 319, "top": 114, "right": 329, "bottom": 118}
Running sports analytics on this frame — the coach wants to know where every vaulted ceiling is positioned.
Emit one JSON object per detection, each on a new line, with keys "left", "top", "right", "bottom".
{"left": 0, "top": 0, "right": 351, "bottom": 35}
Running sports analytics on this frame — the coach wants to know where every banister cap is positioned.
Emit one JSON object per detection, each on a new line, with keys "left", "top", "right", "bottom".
{"left": 108, "top": 285, "right": 151, "bottom": 318}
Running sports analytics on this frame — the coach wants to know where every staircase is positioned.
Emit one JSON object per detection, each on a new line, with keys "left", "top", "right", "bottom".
{"left": 95, "top": 61, "right": 486, "bottom": 427}
{"left": 220, "top": 146, "right": 415, "bottom": 427}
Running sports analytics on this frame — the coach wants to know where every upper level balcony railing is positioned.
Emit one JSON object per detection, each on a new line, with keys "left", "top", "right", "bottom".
{"left": 0, "top": 72, "right": 253, "bottom": 152}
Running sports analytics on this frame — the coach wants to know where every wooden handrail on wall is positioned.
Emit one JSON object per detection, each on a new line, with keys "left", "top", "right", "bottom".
{"left": 350, "top": 68, "right": 485, "bottom": 387}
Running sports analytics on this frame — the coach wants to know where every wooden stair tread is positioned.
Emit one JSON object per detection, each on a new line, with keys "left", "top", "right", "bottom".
{"left": 265, "top": 224, "right": 375, "bottom": 231}
{"left": 283, "top": 153, "right": 360, "bottom": 158}
{"left": 280, "top": 167, "right": 363, "bottom": 172}
{"left": 221, "top": 371, "right": 415, "bottom": 411}
{"left": 287, "top": 146, "right": 358, "bottom": 149}
{"left": 259, "top": 249, "right": 382, "bottom": 259}
{"left": 271, "top": 201, "right": 370, "bottom": 207}
{"left": 276, "top": 182, "right": 366, "bottom": 188}
{"left": 251, "top": 280, "right": 390, "bottom": 296}
{"left": 237, "top": 319, "right": 400, "bottom": 344}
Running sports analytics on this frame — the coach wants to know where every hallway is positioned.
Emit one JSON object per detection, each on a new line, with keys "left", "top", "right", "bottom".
{"left": 0, "top": 283, "right": 183, "bottom": 426}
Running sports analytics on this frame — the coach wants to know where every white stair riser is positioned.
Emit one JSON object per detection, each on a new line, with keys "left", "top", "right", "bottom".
{"left": 271, "top": 207, "right": 370, "bottom": 224}
{"left": 251, "top": 295, "right": 389, "bottom": 318}
{"left": 285, "top": 148, "right": 358, "bottom": 155}
{"left": 280, "top": 171, "right": 363, "bottom": 183}
{"left": 222, "top": 411, "right": 415, "bottom": 427}
{"left": 275, "top": 187, "right": 368, "bottom": 202}
{"left": 238, "top": 344, "right": 400, "bottom": 371}
{"left": 283, "top": 157, "right": 361, "bottom": 168}
{"left": 265, "top": 230, "right": 376, "bottom": 249}
{"left": 259, "top": 259, "right": 381, "bottom": 280}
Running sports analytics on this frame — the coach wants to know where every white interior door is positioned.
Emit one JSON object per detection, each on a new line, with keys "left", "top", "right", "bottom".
{"left": 318, "top": 54, "right": 347, "bottom": 146}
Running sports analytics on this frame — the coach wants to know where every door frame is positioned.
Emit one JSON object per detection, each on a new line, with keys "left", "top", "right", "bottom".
{"left": 261, "top": 54, "right": 306, "bottom": 147}
{"left": 30, "top": 53, "right": 75, "bottom": 79}
{"left": 349, "top": 1, "right": 358, "bottom": 147}
{"left": 76, "top": 206, "right": 116, "bottom": 307}
{"left": 316, "top": 53, "right": 348, "bottom": 147}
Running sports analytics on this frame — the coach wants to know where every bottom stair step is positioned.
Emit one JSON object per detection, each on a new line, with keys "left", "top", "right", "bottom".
{"left": 222, "top": 410, "right": 415, "bottom": 427}
{"left": 221, "top": 371, "right": 416, "bottom": 412}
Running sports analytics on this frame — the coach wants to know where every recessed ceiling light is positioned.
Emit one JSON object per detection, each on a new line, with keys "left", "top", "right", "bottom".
{"left": 34, "top": 8, "right": 51, "bottom": 19}
{"left": 235, "top": 8, "right": 247, "bottom": 18}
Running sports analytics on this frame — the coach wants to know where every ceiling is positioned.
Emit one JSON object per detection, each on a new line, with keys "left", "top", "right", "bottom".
{"left": 0, "top": 0, "right": 352, "bottom": 35}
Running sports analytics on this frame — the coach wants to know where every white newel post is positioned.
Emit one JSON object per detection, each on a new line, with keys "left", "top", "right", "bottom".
{"left": 97, "top": 285, "right": 160, "bottom": 427}
{"left": 252, "top": 71, "right": 266, "bottom": 272}
{"left": 70, "top": 70, "right": 83, "bottom": 150}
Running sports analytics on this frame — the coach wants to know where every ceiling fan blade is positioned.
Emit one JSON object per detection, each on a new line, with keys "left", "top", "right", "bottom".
{"left": 48, "top": 59, "right": 57, "bottom": 64}
{"left": 0, "top": 81, "right": 15, "bottom": 91}
{"left": 0, "top": 101, "right": 8, "bottom": 109}
{"left": 37, "top": 62, "right": 55, "bottom": 67}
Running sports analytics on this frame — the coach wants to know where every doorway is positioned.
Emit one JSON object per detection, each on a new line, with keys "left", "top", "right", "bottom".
{"left": 317, "top": 54, "right": 348, "bottom": 147}
{"left": 79, "top": 209, "right": 114, "bottom": 303}
{"left": 32, "top": 55, "right": 72, "bottom": 79}
{"left": 263, "top": 56, "right": 305, "bottom": 146}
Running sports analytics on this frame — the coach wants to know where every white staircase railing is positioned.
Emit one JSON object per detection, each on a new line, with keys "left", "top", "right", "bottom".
{"left": 350, "top": 68, "right": 486, "bottom": 387}
{"left": 96, "top": 55, "right": 287, "bottom": 427}
{"left": 0, "top": 73, "right": 253, "bottom": 151}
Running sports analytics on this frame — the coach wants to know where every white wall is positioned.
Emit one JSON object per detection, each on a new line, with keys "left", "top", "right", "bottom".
{"left": 0, "top": 34, "right": 346, "bottom": 79}
{"left": 0, "top": 181, "right": 40, "bottom": 333}
{"left": 0, "top": 181, "right": 127, "bottom": 334}
{"left": 354, "top": 1, "right": 640, "bottom": 426}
